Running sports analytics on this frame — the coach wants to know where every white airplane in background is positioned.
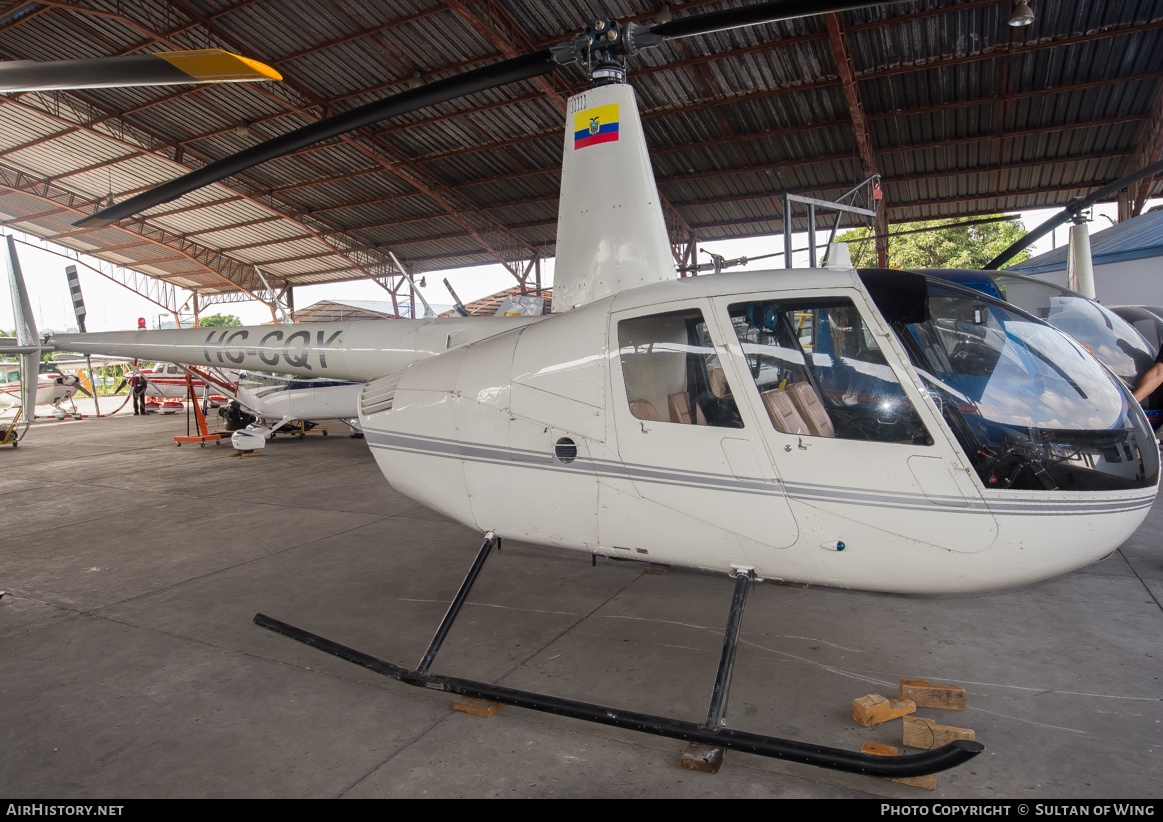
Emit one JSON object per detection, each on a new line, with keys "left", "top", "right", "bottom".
{"left": 138, "top": 362, "right": 236, "bottom": 403}
{"left": 0, "top": 359, "right": 84, "bottom": 418}
{"left": 223, "top": 371, "right": 365, "bottom": 451}
{"left": 46, "top": 1, "right": 1160, "bottom": 781}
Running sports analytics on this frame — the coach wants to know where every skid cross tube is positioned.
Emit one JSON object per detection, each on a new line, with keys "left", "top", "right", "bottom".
{"left": 254, "top": 612, "right": 981, "bottom": 778}
{"left": 417, "top": 532, "right": 499, "bottom": 673}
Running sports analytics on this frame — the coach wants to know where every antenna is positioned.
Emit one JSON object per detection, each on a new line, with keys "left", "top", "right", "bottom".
{"left": 253, "top": 265, "right": 291, "bottom": 323}
{"left": 388, "top": 251, "right": 434, "bottom": 319}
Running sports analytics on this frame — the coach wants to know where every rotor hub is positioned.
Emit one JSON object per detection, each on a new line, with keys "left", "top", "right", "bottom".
{"left": 550, "top": 18, "right": 664, "bottom": 86}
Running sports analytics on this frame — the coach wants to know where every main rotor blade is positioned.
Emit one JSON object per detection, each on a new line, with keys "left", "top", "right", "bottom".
{"left": 985, "top": 158, "right": 1163, "bottom": 270}
{"left": 75, "top": 50, "right": 556, "bottom": 228}
{"left": 74, "top": 0, "right": 894, "bottom": 230}
{"left": 649, "top": 0, "right": 885, "bottom": 40}
{"left": 0, "top": 50, "right": 281, "bottom": 93}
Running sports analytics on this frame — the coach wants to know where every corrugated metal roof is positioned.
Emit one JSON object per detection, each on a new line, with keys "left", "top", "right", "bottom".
{"left": 0, "top": 0, "right": 1159, "bottom": 304}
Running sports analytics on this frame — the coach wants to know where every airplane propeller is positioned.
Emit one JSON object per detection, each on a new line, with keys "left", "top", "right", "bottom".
{"left": 69, "top": 375, "right": 94, "bottom": 399}
{"left": 74, "top": 0, "right": 884, "bottom": 229}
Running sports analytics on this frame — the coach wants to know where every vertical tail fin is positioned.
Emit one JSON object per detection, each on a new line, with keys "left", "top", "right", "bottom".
{"left": 4, "top": 235, "right": 40, "bottom": 417}
{"left": 552, "top": 83, "right": 674, "bottom": 311}
{"left": 6, "top": 235, "right": 37, "bottom": 347}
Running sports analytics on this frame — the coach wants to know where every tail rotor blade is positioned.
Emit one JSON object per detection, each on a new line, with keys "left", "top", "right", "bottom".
{"left": 65, "top": 265, "right": 87, "bottom": 333}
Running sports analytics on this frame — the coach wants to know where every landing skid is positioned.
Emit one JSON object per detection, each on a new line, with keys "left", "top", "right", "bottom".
{"left": 255, "top": 534, "right": 982, "bottom": 780}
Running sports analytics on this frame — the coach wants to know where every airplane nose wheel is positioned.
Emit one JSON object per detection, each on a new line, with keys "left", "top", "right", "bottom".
{"left": 255, "top": 535, "right": 983, "bottom": 779}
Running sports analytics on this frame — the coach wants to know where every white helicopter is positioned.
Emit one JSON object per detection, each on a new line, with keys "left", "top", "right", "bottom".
{"left": 50, "top": 1, "right": 1158, "bottom": 780}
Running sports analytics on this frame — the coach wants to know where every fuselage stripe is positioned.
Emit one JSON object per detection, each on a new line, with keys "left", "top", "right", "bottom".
{"left": 363, "top": 429, "right": 1155, "bottom": 518}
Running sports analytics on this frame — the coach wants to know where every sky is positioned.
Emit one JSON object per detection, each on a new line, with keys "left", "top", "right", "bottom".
{"left": 2, "top": 197, "right": 1160, "bottom": 335}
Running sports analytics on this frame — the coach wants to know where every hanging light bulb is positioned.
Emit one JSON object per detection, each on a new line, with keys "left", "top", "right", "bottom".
{"left": 655, "top": 4, "right": 673, "bottom": 25}
{"left": 1009, "top": 1, "right": 1035, "bottom": 26}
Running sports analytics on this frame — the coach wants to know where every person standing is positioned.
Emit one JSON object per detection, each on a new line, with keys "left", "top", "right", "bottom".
{"left": 1133, "top": 343, "right": 1163, "bottom": 403}
{"left": 130, "top": 373, "right": 148, "bottom": 415}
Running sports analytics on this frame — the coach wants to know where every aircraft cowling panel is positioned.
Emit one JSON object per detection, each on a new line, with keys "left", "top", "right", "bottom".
{"left": 363, "top": 318, "right": 607, "bottom": 550}
{"left": 362, "top": 347, "right": 474, "bottom": 528}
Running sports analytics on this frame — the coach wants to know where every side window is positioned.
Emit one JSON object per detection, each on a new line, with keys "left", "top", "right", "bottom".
{"left": 729, "top": 299, "right": 931, "bottom": 445}
{"left": 618, "top": 308, "right": 743, "bottom": 429}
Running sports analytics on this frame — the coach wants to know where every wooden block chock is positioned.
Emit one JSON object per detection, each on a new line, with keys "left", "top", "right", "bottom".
{"left": 853, "top": 693, "right": 917, "bottom": 726}
{"left": 861, "top": 742, "right": 937, "bottom": 790}
{"left": 899, "top": 678, "right": 966, "bottom": 711}
{"left": 453, "top": 696, "right": 503, "bottom": 718}
{"left": 902, "top": 716, "right": 976, "bottom": 750}
{"left": 680, "top": 743, "right": 724, "bottom": 774}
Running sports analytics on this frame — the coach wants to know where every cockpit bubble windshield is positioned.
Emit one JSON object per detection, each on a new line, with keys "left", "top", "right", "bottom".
{"left": 861, "top": 271, "right": 1159, "bottom": 492}
{"left": 988, "top": 273, "right": 1154, "bottom": 385}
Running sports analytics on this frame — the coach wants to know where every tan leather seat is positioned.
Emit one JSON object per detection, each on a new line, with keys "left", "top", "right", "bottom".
{"left": 760, "top": 387, "right": 811, "bottom": 435}
{"left": 707, "top": 366, "right": 729, "bottom": 398}
{"left": 629, "top": 399, "right": 662, "bottom": 421}
{"left": 668, "top": 391, "right": 707, "bottom": 425}
{"left": 788, "top": 381, "right": 835, "bottom": 438}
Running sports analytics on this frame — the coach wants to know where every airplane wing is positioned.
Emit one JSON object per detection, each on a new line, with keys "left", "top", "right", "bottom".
{"left": 49, "top": 354, "right": 135, "bottom": 369}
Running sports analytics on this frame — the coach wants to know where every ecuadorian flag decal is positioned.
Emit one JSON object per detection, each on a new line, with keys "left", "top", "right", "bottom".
{"left": 574, "top": 104, "right": 620, "bottom": 149}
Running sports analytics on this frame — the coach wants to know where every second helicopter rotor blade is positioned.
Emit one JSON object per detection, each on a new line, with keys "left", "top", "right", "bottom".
{"left": 985, "top": 157, "right": 1163, "bottom": 270}
{"left": 647, "top": 0, "right": 885, "bottom": 41}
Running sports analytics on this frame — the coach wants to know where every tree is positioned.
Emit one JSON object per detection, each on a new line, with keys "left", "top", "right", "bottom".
{"left": 836, "top": 216, "right": 1031, "bottom": 270}
{"left": 198, "top": 313, "right": 242, "bottom": 327}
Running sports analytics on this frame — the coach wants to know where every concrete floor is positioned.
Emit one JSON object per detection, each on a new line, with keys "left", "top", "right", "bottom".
{"left": 1, "top": 404, "right": 1161, "bottom": 799}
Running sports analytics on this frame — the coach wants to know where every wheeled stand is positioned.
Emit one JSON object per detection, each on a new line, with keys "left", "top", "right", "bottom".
{"left": 255, "top": 534, "right": 982, "bottom": 779}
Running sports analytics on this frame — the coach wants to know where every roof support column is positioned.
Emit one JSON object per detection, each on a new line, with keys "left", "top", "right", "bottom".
{"left": 826, "top": 13, "right": 885, "bottom": 267}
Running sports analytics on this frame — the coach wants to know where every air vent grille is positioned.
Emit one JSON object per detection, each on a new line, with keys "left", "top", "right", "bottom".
{"left": 360, "top": 370, "right": 404, "bottom": 417}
